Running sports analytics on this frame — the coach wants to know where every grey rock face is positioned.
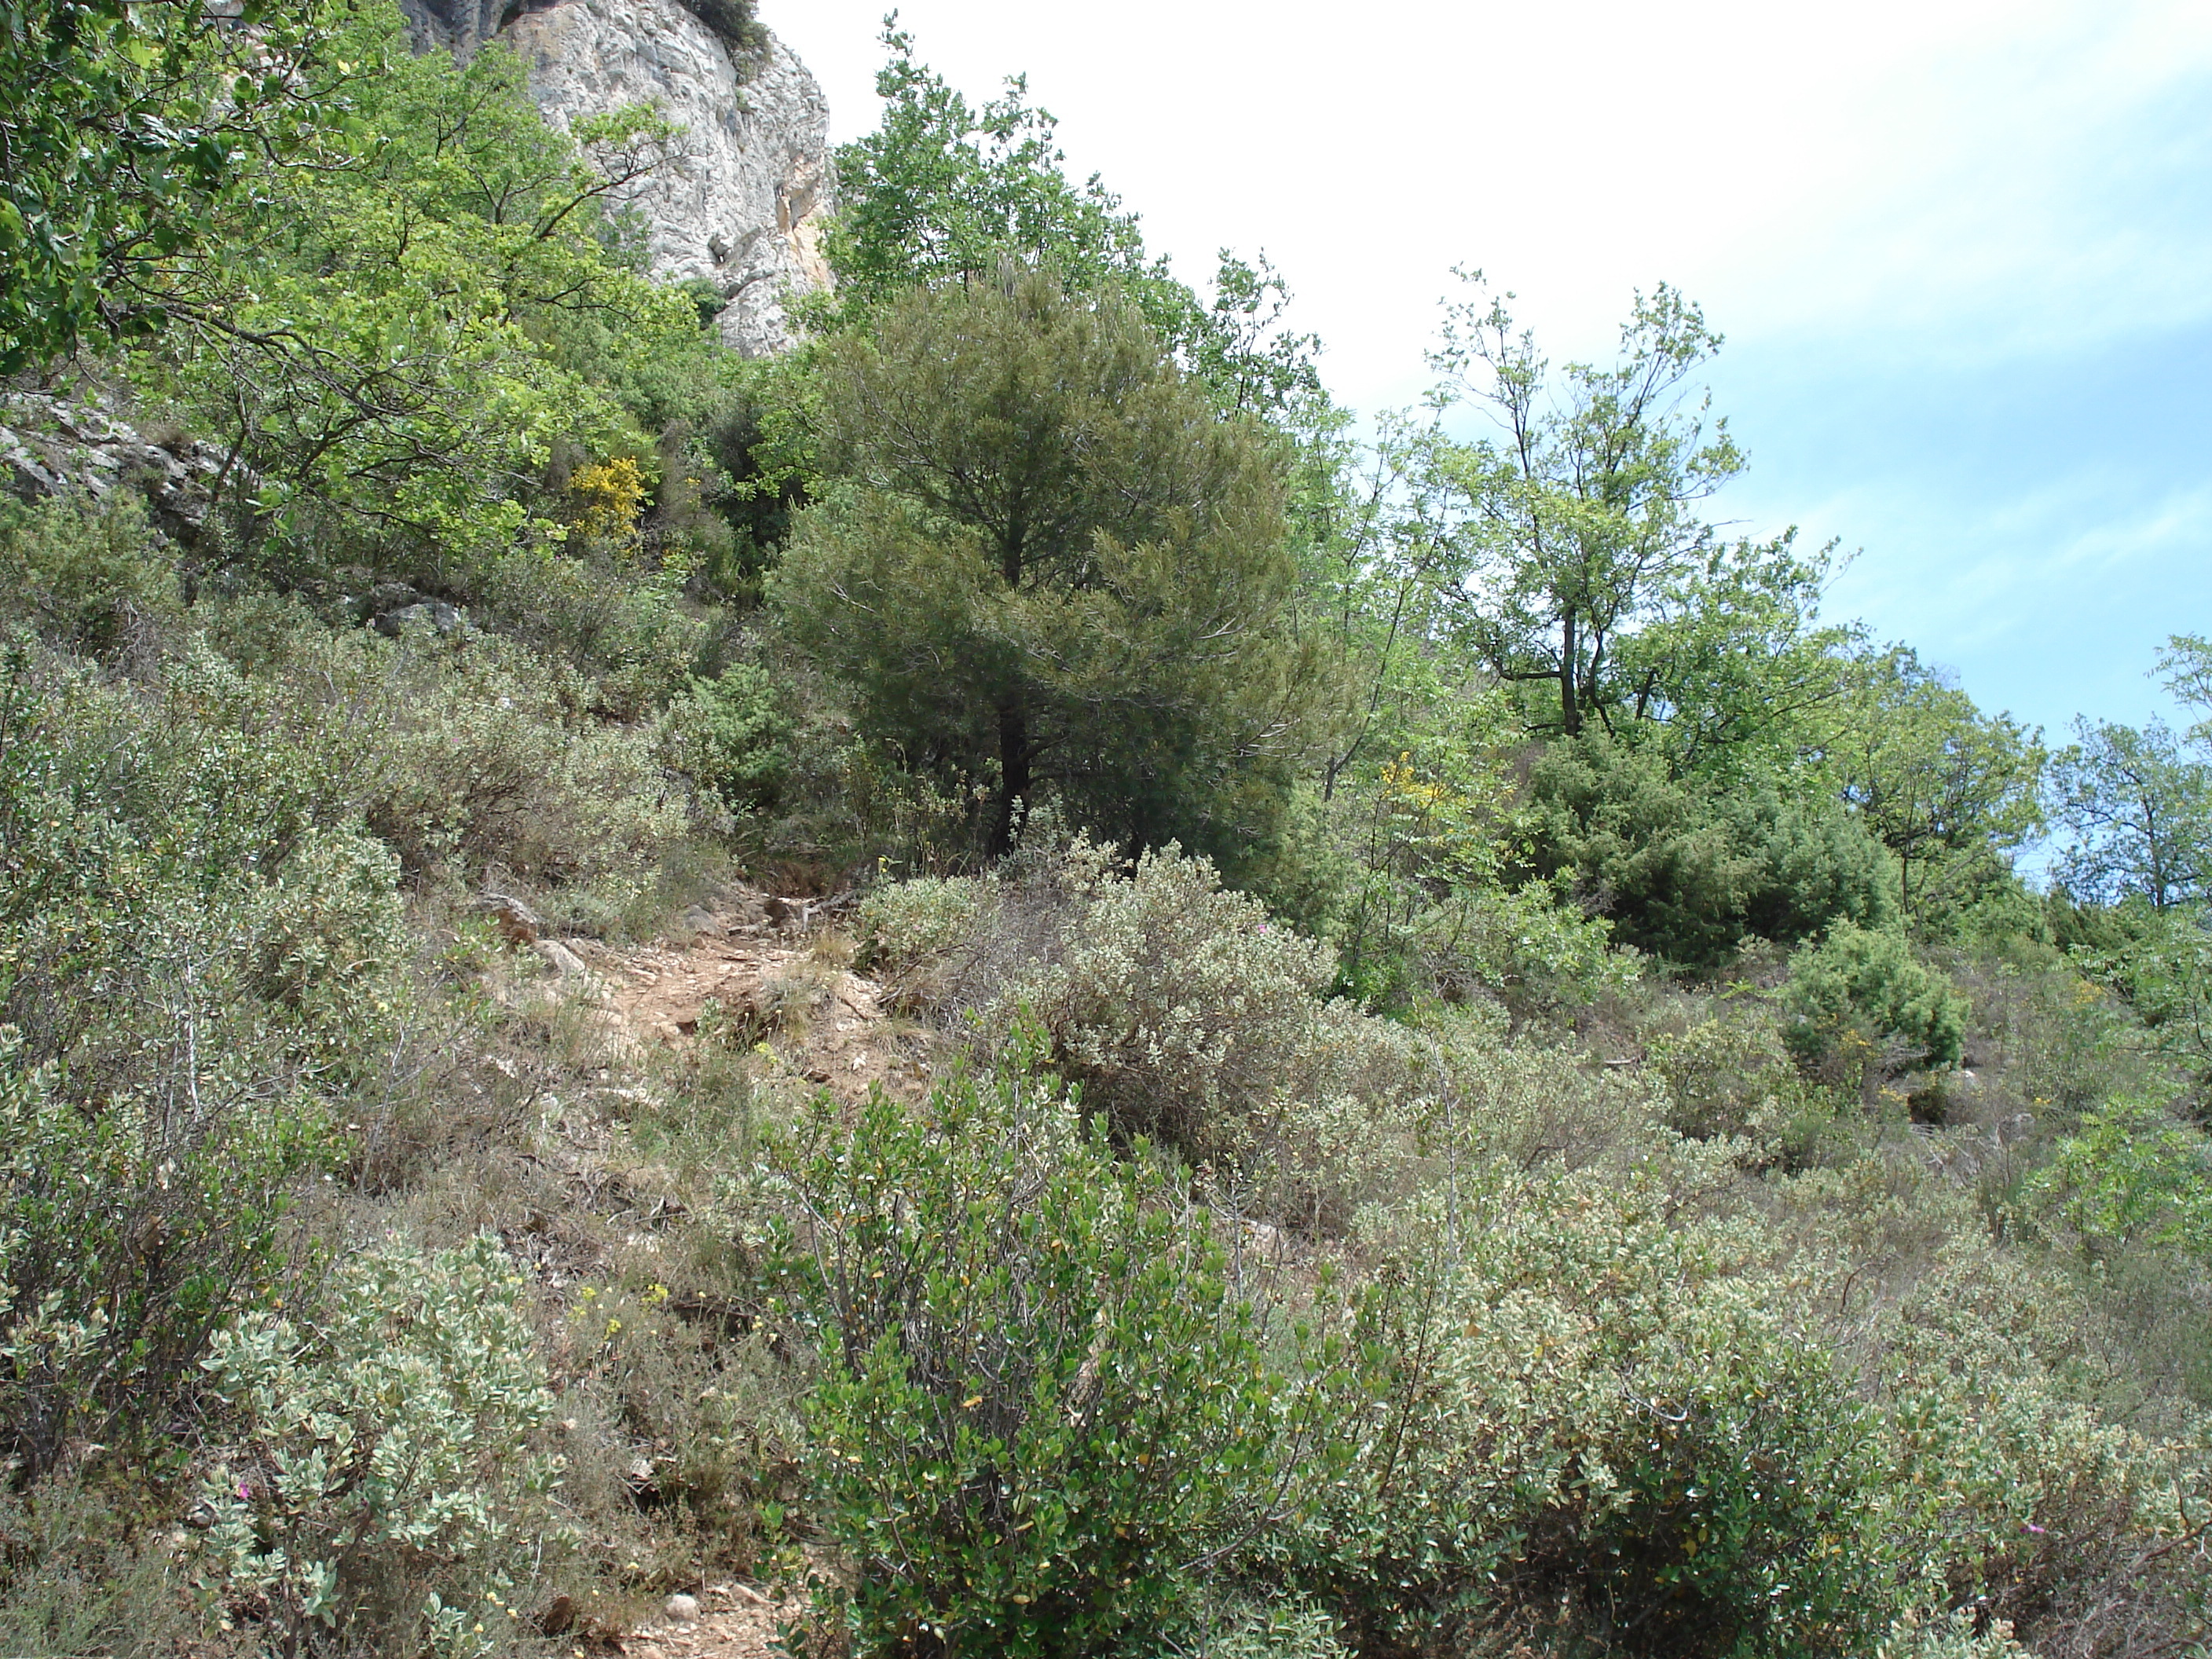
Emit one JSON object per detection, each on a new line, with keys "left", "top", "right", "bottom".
{"left": 1, "top": 392, "right": 233, "bottom": 540}
{"left": 399, "top": 0, "right": 833, "bottom": 357}
{"left": 394, "top": 0, "right": 512, "bottom": 57}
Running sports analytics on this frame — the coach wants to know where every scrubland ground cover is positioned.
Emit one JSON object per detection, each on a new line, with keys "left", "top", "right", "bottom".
{"left": 1, "top": 3, "right": 2208, "bottom": 1655}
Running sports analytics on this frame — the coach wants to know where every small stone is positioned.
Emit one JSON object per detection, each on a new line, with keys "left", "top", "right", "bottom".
{"left": 478, "top": 893, "right": 545, "bottom": 944}
{"left": 536, "top": 939, "right": 590, "bottom": 978}
{"left": 663, "top": 1593, "right": 701, "bottom": 1624}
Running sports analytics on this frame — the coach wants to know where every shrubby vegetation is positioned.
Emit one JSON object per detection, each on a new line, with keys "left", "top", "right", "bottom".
{"left": 1, "top": 3, "right": 2208, "bottom": 1656}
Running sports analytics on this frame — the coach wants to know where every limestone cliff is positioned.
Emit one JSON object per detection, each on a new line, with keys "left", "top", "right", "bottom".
{"left": 398, "top": 0, "right": 833, "bottom": 357}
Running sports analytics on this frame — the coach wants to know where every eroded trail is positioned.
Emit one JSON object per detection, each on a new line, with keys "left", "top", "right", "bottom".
{"left": 613, "top": 1580, "right": 808, "bottom": 1659}
{"left": 505, "top": 888, "right": 929, "bottom": 1104}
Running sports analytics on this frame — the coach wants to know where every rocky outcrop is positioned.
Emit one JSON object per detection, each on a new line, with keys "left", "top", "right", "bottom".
{"left": 399, "top": 0, "right": 833, "bottom": 357}
{"left": 2, "top": 392, "right": 233, "bottom": 540}
{"left": 394, "top": 0, "right": 517, "bottom": 58}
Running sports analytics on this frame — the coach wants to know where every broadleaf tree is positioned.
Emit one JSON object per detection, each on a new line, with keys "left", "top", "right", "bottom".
{"left": 1427, "top": 274, "right": 1749, "bottom": 740}
{"left": 0, "top": 0, "right": 334, "bottom": 372}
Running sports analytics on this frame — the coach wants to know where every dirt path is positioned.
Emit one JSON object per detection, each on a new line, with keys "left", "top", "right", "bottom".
{"left": 613, "top": 1580, "right": 807, "bottom": 1659}
{"left": 511, "top": 888, "right": 929, "bottom": 1104}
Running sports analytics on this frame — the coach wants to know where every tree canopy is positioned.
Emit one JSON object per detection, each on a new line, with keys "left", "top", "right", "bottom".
{"left": 773, "top": 269, "right": 1317, "bottom": 861}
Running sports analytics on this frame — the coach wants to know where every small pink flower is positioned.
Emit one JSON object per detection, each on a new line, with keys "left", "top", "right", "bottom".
{"left": 238, "top": 1481, "right": 253, "bottom": 1501}
{"left": 2023, "top": 1522, "right": 2046, "bottom": 1535}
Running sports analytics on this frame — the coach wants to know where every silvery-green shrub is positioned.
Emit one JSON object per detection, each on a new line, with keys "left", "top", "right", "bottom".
{"left": 195, "top": 1236, "right": 561, "bottom": 1658}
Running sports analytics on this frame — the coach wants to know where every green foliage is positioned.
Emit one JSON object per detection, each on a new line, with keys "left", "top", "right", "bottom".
{"left": 0, "top": 0, "right": 330, "bottom": 370}
{"left": 1859, "top": 1238, "right": 2212, "bottom": 1646}
{"left": 985, "top": 840, "right": 1407, "bottom": 1191}
{"left": 776, "top": 1036, "right": 1324, "bottom": 1658}
{"left": 0, "top": 1027, "right": 331, "bottom": 1485}
{"left": 672, "top": 0, "right": 763, "bottom": 55}
{"left": 0, "top": 647, "right": 415, "bottom": 1479}
{"left": 361, "top": 632, "right": 690, "bottom": 890}
{"left": 0, "top": 1467, "right": 194, "bottom": 1657}
{"left": 1158, "top": 1591, "right": 1349, "bottom": 1659}
{"left": 1326, "top": 1181, "right": 1897, "bottom": 1657}
{"left": 1782, "top": 923, "right": 1967, "bottom": 1070}
{"left": 0, "top": 492, "right": 178, "bottom": 654}
{"left": 2047, "top": 716, "right": 2210, "bottom": 910}
{"left": 1829, "top": 646, "right": 2044, "bottom": 930}
{"left": 195, "top": 1235, "right": 561, "bottom": 1658}
{"left": 819, "top": 28, "right": 1325, "bottom": 422}
{"left": 774, "top": 269, "right": 1317, "bottom": 863}
{"left": 2071, "top": 900, "right": 2212, "bottom": 1080}
{"left": 657, "top": 662, "right": 793, "bottom": 815}
{"left": 1313, "top": 732, "right": 1637, "bottom": 1011}
{"left": 851, "top": 873, "right": 986, "bottom": 998}
{"left": 142, "top": 1, "right": 710, "bottom": 580}
{"left": 1873, "top": 1611, "right": 2031, "bottom": 1659}
{"left": 1429, "top": 276, "right": 1771, "bottom": 744}
{"left": 1524, "top": 733, "right": 1896, "bottom": 966}
{"left": 1647, "top": 1013, "right": 1837, "bottom": 1159}
{"left": 2036, "top": 1092, "right": 2212, "bottom": 1262}
{"left": 820, "top": 25, "right": 1187, "bottom": 341}
{"left": 471, "top": 543, "right": 712, "bottom": 720}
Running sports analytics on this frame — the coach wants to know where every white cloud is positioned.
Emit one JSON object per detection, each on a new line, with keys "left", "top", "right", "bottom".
{"left": 767, "top": 0, "right": 2212, "bottom": 408}
{"left": 760, "top": 0, "right": 2212, "bottom": 731}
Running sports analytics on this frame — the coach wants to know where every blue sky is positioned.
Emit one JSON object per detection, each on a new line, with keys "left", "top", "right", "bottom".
{"left": 768, "top": 0, "right": 2212, "bottom": 742}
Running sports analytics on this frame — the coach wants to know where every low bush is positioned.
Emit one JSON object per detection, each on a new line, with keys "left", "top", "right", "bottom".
{"left": 658, "top": 661, "right": 794, "bottom": 815}
{"left": 1324, "top": 1179, "right": 1898, "bottom": 1657}
{"left": 1430, "top": 877, "right": 1640, "bottom": 1011}
{"left": 471, "top": 545, "right": 710, "bottom": 721}
{"left": 193, "top": 1235, "right": 562, "bottom": 1659}
{"left": 0, "top": 655, "right": 394, "bottom": 1479}
{"left": 1783, "top": 923, "right": 1968, "bottom": 1071}
{"left": 364, "top": 634, "right": 690, "bottom": 892}
{"left": 1863, "top": 1241, "right": 2212, "bottom": 1653}
{"left": 0, "top": 492, "right": 176, "bottom": 656}
{"left": 986, "top": 840, "right": 1408, "bottom": 1181}
{"left": 851, "top": 871, "right": 987, "bottom": 1013}
{"left": 1648, "top": 1012, "right": 1839, "bottom": 1163}
{"left": 775, "top": 1036, "right": 1331, "bottom": 1658}
{"left": 1874, "top": 1611, "right": 2031, "bottom": 1659}
{"left": 0, "top": 1467, "right": 192, "bottom": 1658}
{"left": 2034, "top": 1091, "right": 2212, "bottom": 1263}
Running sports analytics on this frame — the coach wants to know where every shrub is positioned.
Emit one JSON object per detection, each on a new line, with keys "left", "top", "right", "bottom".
{"left": 1648, "top": 1012, "right": 1838, "bottom": 1161}
{"left": 364, "top": 635, "right": 689, "bottom": 890}
{"left": 990, "top": 840, "right": 1404, "bottom": 1178}
{"left": 0, "top": 656, "right": 383, "bottom": 1479}
{"left": 0, "top": 1027, "right": 335, "bottom": 1478}
{"left": 1863, "top": 1242, "right": 2212, "bottom": 1652}
{"left": 251, "top": 825, "right": 410, "bottom": 1071}
{"left": 851, "top": 872, "right": 989, "bottom": 1014}
{"left": 0, "top": 1468, "right": 193, "bottom": 1657}
{"left": 676, "top": 0, "right": 764, "bottom": 54}
{"left": 0, "top": 492, "right": 175, "bottom": 654}
{"left": 194, "top": 1235, "right": 562, "bottom": 1659}
{"left": 852, "top": 874, "right": 987, "bottom": 975}
{"left": 1431, "top": 877, "right": 1640, "bottom": 1010}
{"left": 470, "top": 546, "right": 710, "bottom": 721}
{"left": 1525, "top": 735, "right": 1895, "bottom": 967}
{"left": 2034, "top": 1092, "right": 2212, "bottom": 1262}
{"left": 1783, "top": 923, "right": 1967, "bottom": 1070}
{"left": 1159, "top": 1591, "right": 1349, "bottom": 1659}
{"left": 1874, "top": 1611, "right": 2031, "bottom": 1659}
{"left": 1324, "top": 1180, "right": 1898, "bottom": 1657}
{"left": 775, "top": 1037, "right": 1326, "bottom": 1657}
{"left": 657, "top": 661, "right": 793, "bottom": 815}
